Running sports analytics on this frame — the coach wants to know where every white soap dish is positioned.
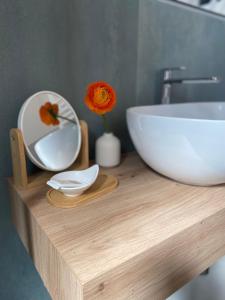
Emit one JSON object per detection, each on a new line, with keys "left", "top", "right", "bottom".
{"left": 47, "top": 165, "right": 99, "bottom": 197}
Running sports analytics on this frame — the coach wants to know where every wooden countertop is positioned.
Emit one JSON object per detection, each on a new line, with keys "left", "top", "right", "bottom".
{"left": 9, "top": 153, "right": 225, "bottom": 300}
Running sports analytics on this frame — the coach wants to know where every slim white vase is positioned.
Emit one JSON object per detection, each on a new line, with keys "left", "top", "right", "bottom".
{"left": 95, "top": 132, "right": 121, "bottom": 167}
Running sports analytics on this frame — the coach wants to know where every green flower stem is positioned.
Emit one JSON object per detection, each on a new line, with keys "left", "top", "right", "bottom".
{"left": 57, "top": 115, "right": 76, "bottom": 124}
{"left": 48, "top": 109, "right": 76, "bottom": 124}
{"left": 102, "top": 114, "right": 110, "bottom": 133}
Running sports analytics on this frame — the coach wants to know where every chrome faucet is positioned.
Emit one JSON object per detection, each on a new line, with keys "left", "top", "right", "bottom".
{"left": 161, "top": 66, "right": 220, "bottom": 104}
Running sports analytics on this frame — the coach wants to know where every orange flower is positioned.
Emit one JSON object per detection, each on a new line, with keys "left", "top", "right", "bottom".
{"left": 39, "top": 102, "right": 60, "bottom": 126}
{"left": 85, "top": 81, "right": 116, "bottom": 115}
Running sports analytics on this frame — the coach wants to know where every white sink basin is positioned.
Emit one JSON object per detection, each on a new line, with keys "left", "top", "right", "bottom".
{"left": 127, "top": 102, "right": 225, "bottom": 186}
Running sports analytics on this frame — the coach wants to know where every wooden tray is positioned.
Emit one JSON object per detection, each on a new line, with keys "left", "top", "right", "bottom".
{"left": 46, "top": 174, "right": 118, "bottom": 208}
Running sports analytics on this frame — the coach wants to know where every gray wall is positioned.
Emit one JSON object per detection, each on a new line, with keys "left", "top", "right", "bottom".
{"left": 137, "top": 0, "right": 225, "bottom": 105}
{"left": 0, "top": 0, "right": 225, "bottom": 299}
{"left": 68, "top": 0, "right": 138, "bottom": 153}
{"left": 0, "top": 1, "right": 71, "bottom": 299}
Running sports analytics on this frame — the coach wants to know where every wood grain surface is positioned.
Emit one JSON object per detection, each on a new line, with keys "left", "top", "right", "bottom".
{"left": 9, "top": 153, "right": 225, "bottom": 300}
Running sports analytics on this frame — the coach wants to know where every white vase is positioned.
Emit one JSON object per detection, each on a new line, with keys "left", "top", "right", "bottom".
{"left": 95, "top": 132, "right": 121, "bottom": 167}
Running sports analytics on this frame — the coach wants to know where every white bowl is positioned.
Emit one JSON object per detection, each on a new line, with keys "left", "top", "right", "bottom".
{"left": 47, "top": 165, "right": 99, "bottom": 197}
{"left": 127, "top": 102, "right": 225, "bottom": 186}
{"left": 34, "top": 124, "right": 80, "bottom": 171}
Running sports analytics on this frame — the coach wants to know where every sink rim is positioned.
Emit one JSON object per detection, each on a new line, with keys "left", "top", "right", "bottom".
{"left": 127, "top": 101, "right": 225, "bottom": 122}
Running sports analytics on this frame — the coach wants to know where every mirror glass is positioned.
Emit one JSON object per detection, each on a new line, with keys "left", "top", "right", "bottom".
{"left": 169, "top": 0, "right": 225, "bottom": 17}
{"left": 18, "top": 91, "right": 81, "bottom": 172}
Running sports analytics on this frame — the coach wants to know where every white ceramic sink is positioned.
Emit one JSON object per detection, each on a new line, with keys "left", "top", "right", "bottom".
{"left": 127, "top": 102, "right": 225, "bottom": 186}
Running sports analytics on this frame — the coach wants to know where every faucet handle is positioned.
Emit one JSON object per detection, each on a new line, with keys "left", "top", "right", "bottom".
{"left": 163, "top": 66, "right": 186, "bottom": 80}
{"left": 165, "top": 66, "right": 186, "bottom": 71}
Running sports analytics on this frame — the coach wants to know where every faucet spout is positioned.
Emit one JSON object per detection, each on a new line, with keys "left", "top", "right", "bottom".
{"left": 165, "top": 76, "right": 220, "bottom": 85}
{"left": 161, "top": 67, "right": 221, "bottom": 105}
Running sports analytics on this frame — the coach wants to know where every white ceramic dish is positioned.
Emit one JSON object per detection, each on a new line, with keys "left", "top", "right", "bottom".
{"left": 47, "top": 165, "right": 99, "bottom": 197}
{"left": 127, "top": 102, "right": 225, "bottom": 186}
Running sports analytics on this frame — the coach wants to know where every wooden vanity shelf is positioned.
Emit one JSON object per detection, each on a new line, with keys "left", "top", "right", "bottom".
{"left": 8, "top": 153, "right": 225, "bottom": 300}
{"left": 10, "top": 120, "right": 89, "bottom": 189}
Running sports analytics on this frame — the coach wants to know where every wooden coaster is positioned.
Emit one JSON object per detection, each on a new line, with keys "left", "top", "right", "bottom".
{"left": 46, "top": 174, "right": 118, "bottom": 208}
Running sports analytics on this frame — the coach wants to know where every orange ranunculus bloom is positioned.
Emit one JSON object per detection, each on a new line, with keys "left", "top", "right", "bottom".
{"left": 85, "top": 81, "right": 116, "bottom": 115}
{"left": 39, "top": 102, "right": 60, "bottom": 125}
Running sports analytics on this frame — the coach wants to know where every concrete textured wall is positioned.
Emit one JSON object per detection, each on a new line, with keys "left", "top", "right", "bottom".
{"left": 137, "top": 0, "right": 225, "bottom": 105}
{"left": 0, "top": 0, "right": 225, "bottom": 299}
{"left": 68, "top": 0, "right": 139, "bottom": 153}
{"left": 0, "top": 1, "right": 70, "bottom": 299}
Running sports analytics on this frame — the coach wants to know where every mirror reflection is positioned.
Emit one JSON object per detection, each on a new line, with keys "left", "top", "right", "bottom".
{"left": 18, "top": 91, "right": 81, "bottom": 172}
{"left": 171, "top": 0, "right": 225, "bottom": 17}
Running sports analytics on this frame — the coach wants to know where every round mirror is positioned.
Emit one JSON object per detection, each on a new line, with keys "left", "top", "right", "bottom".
{"left": 18, "top": 91, "right": 81, "bottom": 171}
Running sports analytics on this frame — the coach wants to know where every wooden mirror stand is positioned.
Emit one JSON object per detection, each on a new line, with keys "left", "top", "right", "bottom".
{"left": 10, "top": 120, "right": 89, "bottom": 189}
